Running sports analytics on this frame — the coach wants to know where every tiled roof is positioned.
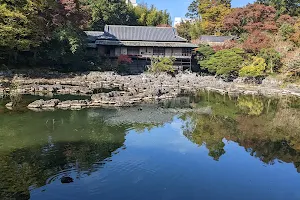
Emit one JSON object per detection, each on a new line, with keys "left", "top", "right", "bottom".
{"left": 103, "top": 25, "right": 187, "bottom": 42}
{"left": 84, "top": 31, "right": 104, "bottom": 42}
{"left": 200, "top": 35, "right": 235, "bottom": 43}
{"left": 95, "top": 40, "right": 198, "bottom": 48}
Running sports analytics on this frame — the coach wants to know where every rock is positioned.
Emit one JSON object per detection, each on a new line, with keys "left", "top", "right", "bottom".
{"left": 5, "top": 102, "right": 13, "bottom": 108}
{"left": 28, "top": 99, "right": 45, "bottom": 108}
{"left": 28, "top": 99, "right": 60, "bottom": 109}
{"left": 41, "top": 99, "right": 60, "bottom": 108}
{"left": 61, "top": 177, "right": 73, "bottom": 184}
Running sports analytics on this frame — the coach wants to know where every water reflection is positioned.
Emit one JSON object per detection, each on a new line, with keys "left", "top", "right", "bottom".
{"left": 0, "top": 110, "right": 128, "bottom": 199}
{"left": 1, "top": 92, "right": 300, "bottom": 199}
{"left": 182, "top": 92, "right": 300, "bottom": 169}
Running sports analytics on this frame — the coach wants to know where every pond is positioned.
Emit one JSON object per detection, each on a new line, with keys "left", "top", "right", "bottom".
{"left": 1, "top": 92, "right": 300, "bottom": 200}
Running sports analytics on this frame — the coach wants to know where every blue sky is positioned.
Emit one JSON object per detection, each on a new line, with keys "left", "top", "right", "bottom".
{"left": 138, "top": 0, "right": 255, "bottom": 21}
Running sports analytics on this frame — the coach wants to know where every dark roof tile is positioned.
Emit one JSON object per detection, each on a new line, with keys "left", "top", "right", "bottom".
{"left": 103, "top": 25, "right": 187, "bottom": 42}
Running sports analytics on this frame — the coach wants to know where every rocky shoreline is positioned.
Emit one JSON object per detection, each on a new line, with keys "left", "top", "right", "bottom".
{"left": 1, "top": 71, "right": 300, "bottom": 110}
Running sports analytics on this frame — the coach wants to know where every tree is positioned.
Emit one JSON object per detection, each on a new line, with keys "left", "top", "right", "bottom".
{"left": 223, "top": 4, "right": 278, "bottom": 35}
{"left": 194, "top": 44, "right": 215, "bottom": 61}
{"left": 185, "top": 0, "right": 199, "bottom": 19}
{"left": 200, "top": 48, "right": 245, "bottom": 78}
{"left": 190, "top": 21, "right": 204, "bottom": 40}
{"left": 256, "top": 0, "right": 300, "bottom": 16}
{"left": 243, "top": 31, "right": 271, "bottom": 53}
{"left": 133, "top": 4, "right": 171, "bottom": 26}
{"left": 282, "top": 49, "right": 300, "bottom": 76}
{"left": 176, "top": 21, "right": 192, "bottom": 41}
{"left": 239, "top": 56, "right": 267, "bottom": 78}
{"left": 89, "top": 0, "right": 137, "bottom": 30}
{"left": 290, "top": 19, "right": 300, "bottom": 46}
{"left": 185, "top": 0, "right": 232, "bottom": 35}
{"left": 201, "top": 3, "right": 232, "bottom": 35}
{"left": 258, "top": 48, "right": 282, "bottom": 73}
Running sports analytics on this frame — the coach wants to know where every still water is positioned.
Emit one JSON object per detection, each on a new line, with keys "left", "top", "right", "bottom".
{"left": 1, "top": 93, "right": 300, "bottom": 200}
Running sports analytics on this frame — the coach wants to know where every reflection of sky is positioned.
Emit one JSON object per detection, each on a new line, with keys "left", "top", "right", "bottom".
{"left": 125, "top": 118, "right": 201, "bottom": 154}
{"left": 31, "top": 117, "right": 300, "bottom": 200}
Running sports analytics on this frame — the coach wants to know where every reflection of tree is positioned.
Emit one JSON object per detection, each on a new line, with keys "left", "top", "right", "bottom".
{"left": 238, "top": 96, "right": 264, "bottom": 116}
{"left": 182, "top": 92, "right": 300, "bottom": 170}
{"left": 183, "top": 114, "right": 237, "bottom": 161}
{"left": 0, "top": 110, "right": 129, "bottom": 200}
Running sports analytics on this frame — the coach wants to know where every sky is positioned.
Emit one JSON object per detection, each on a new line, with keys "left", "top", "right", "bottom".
{"left": 138, "top": 0, "right": 255, "bottom": 22}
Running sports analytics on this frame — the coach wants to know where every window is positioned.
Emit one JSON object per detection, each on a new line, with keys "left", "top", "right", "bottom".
{"left": 127, "top": 47, "right": 139, "bottom": 55}
{"left": 182, "top": 48, "right": 191, "bottom": 56}
{"left": 153, "top": 47, "right": 165, "bottom": 55}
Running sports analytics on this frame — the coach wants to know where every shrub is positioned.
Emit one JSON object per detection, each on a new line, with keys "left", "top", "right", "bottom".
{"left": 116, "top": 55, "right": 133, "bottom": 74}
{"left": 258, "top": 48, "right": 282, "bottom": 74}
{"left": 239, "top": 56, "right": 266, "bottom": 78}
{"left": 148, "top": 57, "right": 175, "bottom": 73}
{"left": 200, "top": 48, "right": 245, "bottom": 78}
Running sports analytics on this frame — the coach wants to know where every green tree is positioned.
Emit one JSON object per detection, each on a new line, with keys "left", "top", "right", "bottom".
{"left": 256, "top": 0, "right": 300, "bottom": 16}
{"left": 176, "top": 21, "right": 192, "bottom": 41}
{"left": 133, "top": 4, "right": 171, "bottom": 26}
{"left": 186, "top": 0, "right": 199, "bottom": 19}
{"left": 195, "top": 44, "right": 215, "bottom": 61}
{"left": 89, "top": 0, "right": 137, "bottom": 30}
{"left": 258, "top": 48, "right": 282, "bottom": 73}
{"left": 200, "top": 48, "right": 245, "bottom": 78}
{"left": 0, "top": 0, "right": 48, "bottom": 63}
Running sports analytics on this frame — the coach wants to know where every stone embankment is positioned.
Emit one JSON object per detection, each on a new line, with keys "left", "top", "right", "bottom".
{"left": 1, "top": 71, "right": 300, "bottom": 110}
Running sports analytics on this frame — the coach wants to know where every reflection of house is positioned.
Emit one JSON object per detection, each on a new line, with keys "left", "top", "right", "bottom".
{"left": 197, "top": 35, "right": 236, "bottom": 46}
{"left": 85, "top": 25, "right": 197, "bottom": 71}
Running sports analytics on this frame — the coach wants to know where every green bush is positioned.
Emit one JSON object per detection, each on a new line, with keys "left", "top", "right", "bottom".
{"left": 199, "top": 48, "right": 245, "bottom": 78}
{"left": 239, "top": 56, "right": 266, "bottom": 77}
{"left": 148, "top": 57, "right": 175, "bottom": 73}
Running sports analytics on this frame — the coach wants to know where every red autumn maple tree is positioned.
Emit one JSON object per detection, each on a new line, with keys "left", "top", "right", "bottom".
{"left": 243, "top": 31, "right": 271, "bottom": 53}
{"left": 223, "top": 4, "right": 278, "bottom": 35}
{"left": 118, "top": 55, "right": 133, "bottom": 64}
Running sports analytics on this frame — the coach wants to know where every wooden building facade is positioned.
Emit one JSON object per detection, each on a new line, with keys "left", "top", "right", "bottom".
{"left": 85, "top": 25, "right": 197, "bottom": 72}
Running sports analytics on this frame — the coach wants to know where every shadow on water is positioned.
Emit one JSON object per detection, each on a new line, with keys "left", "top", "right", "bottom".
{"left": 1, "top": 92, "right": 300, "bottom": 199}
